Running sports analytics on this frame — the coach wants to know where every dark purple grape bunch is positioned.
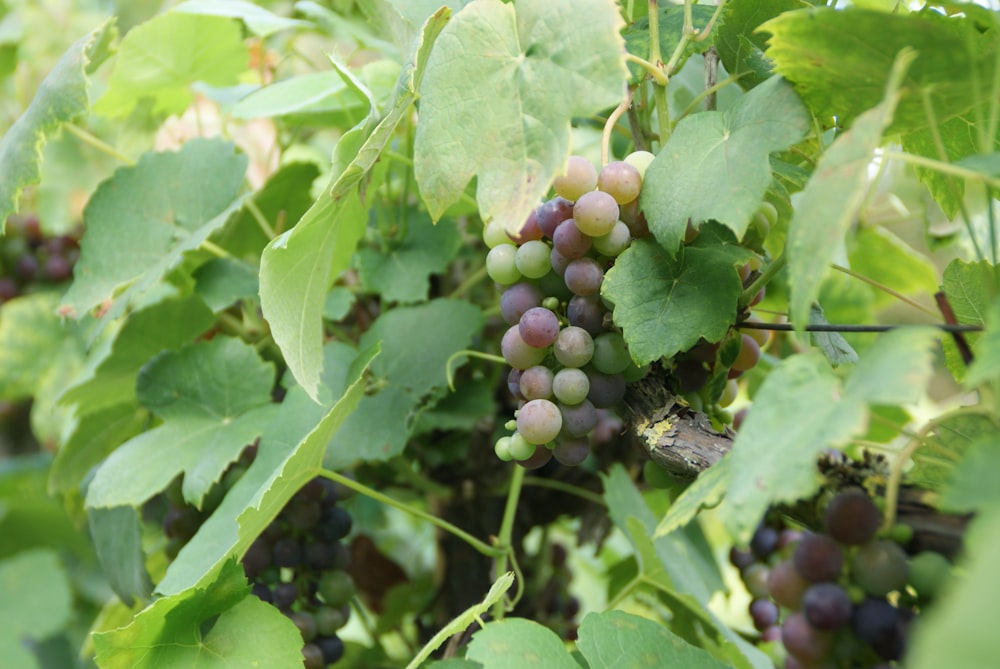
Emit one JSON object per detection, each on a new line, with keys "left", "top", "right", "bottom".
{"left": 732, "top": 488, "right": 951, "bottom": 668}
{"left": 487, "top": 153, "right": 654, "bottom": 467}
{"left": 160, "top": 444, "right": 353, "bottom": 668}
{"left": 1, "top": 213, "right": 81, "bottom": 301}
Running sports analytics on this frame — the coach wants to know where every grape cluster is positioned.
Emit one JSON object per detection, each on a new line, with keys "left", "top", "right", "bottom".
{"left": 1, "top": 213, "right": 81, "bottom": 301}
{"left": 161, "top": 446, "right": 354, "bottom": 668}
{"left": 486, "top": 153, "right": 653, "bottom": 467}
{"left": 730, "top": 489, "right": 952, "bottom": 668}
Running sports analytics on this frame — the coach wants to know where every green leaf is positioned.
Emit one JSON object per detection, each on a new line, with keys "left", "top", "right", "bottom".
{"left": 94, "top": 12, "right": 248, "bottom": 119}
{"left": 0, "top": 19, "right": 114, "bottom": 226}
{"left": 577, "top": 610, "right": 731, "bottom": 669}
{"left": 93, "top": 560, "right": 304, "bottom": 669}
{"left": 466, "top": 618, "right": 578, "bottom": 669}
{"left": 193, "top": 258, "right": 259, "bottom": 312}
{"left": 908, "top": 508, "right": 1000, "bottom": 669}
{"left": 641, "top": 76, "right": 809, "bottom": 251}
{"left": 655, "top": 453, "right": 731, "bottom": 537}
{"left": 721, "top": 328, "right": 938, "bottom": 540}
{"left": 942, "top": 259, "right": 999, "bottom": 326}
{"left": 966, "top": 299, "right": 1000, "bottom": 387}
{"left": 259, "top": 187, "right": 367, "bottom": 402}
{"left": 807, "top": 304, "right": 858, "bottom": 366}
{"left": 715, "top": 0, "right": 806, "bottom": 89}
{"left": 624, "top": 5, "right": 717, "bottom": 83}
{"left": 49, "top": 403, "right": 146, "bottom": 495}
{"left": 414, "top": 0, "right": 626, "bottom": 232}
{"left": 0, "top": 549, "right": 73, "bottom": 669}
{"left": 85, "top": 337, "right": 277, "bottom": 509}
{"left": 173, "top": 0, "right": 310, "bottom": 37}
{"left": 909, "top": 412, "right": 998, "bottom": 491}
{"left": 603, "top": 230, "right": 751, "bottom": 365}
{"left": 405, "top": 573, "right": 514, "bottom": 669}
{"left": 60, "top": 294, "right": 215, "bottom": 412}
{"left": 787, "top": 51, "right": 913, "bottom": 327}
{"left": 761, "top": 7, "right": 999, "bottom": 133}
{"left": 327, "top": 299, "right": 484, "bottom": 466}
{"left": 89, "top": 506, "right": 152, "bottom": 607}
{"left": 355, "top": 215, "right": 462, "bottom": 303}
{"left": 847, "top": 225, "right": 940, "bottom": 308}
{"left": 0, "top": 292, "right": 69, "bottom": 400}
{"left": 155, "top": 345, "right": 375, "bottom": 595}
{"left": 61, "top": 139, "right": 248, "bottom": 319}
{"left": 232, "top": 71, "right": 370, "bottom": 120}
{"left": 939, "top": 436, "right": 1000, "bottom": 514}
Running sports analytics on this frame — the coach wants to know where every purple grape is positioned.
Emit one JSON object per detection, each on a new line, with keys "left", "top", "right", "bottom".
{"left": 273, "top": 582, "right": 299, "bottom": 609}
{"left": 768, "top": 559, "right": 808, "bottom": 610}
{"left": 793, "top": 533, "right": 843, "bottom": 583}
{"left": 273, "top": 538, "right": 302, "bottom": 568}
{"left": 536, "top": 197, "right": 574, "bottom": 238}
{"left": 43, "top": 254, "right": 73, "bottom": 282}
{"left": 567, "top": 294, "right": 606, "bottom": 335}
{"left": 552, "top": 219, "right": 592, "bottom": 259}
{"left": 852, "top": 598, "right": 905, "bottom": 661}
{"left": 501, "top": 325, "right": 547, "bottom": 369}
{"left": 500, "top": 282, "right": 543, "bottom": 325}
{"left": 750, "top": 524, "right": 780, "bottom": 560}
{"left": 558, "top": 399, "right": 597, "bottom": 437}
{"left": 585, "top": 370, "right": 626, "bottom": 408}
{"left": 316, "top": 635, "right": 345, "bottom": 664}
{"left": 781, "top": 612, "right": 832, "bottom": 664}
{"left": 563, "top": 257, "right": 604, "bottom": 296}
{"left": 549, "top": 247, "right": 571, "bottom": 275}
{"left": 749, "top": 598, "right": 779, "bottom": 632}
{"left": 519, "top": 306, "right": 560, "bottom": 348}
{"left": 519, "top": 365, "right": 554, "bottom": 400}
{"left": 802, "top": 582, "right": 852, "bottom": 630}
{"left": 507, "top": 368, "right": 524, "bottom": 399}
{"left": 0, "top": 278, "right": 18, "bottom": 301}
{"left": 824, "top": 488, "right": 881, "bottom": 545}
{"left": 552, "top": 438, "right": 590, "bottom": 466}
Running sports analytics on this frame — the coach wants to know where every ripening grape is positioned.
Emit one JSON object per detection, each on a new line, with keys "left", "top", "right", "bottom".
{"left": 501, "top": 326, "right": 548, "bottom": 369}
{"left": 315, "top": 607, "right": 348, "bottom": 635}
{"left": 781, "top": 612, "right": 833, "bottom": 664}
{"left": 552, "top": 438, "right": 590, "bottom": 466}
{"left": 563, "top": 257, "right": 604, "bottom": 296}
{"left": 318, "top": 570, "right": 355, "bottom": 606}
{"left": 742, "top": 563, "right": 771, "bottom": 598}
{"left": 302, "top": 643, "right": 325, "bottom": 669}
{"left": 851, "top": 540, "right": 909, "bottom": 596}
{"left": 732, "top": 334, "right": 761, "bottom": 372}
{"left": 549, "top": 247, "right": 572, "bottom": 275}
{"left": 519, "top": 365, "right": 554, "bottom": 400}
{"left": 552, "top": 219, "right": 592, "bottom": 258}
{"left": 517, "top": 399, "right": 563, "bottom": 444}
{"left": 592, "top": 220, "right": 631, "bottom": 257}
{"left": 567, "top": 294, "right": 606, "bottom": 335}
{"left": 291, "top": 611, "right": 318, "bottom": 642}
{"left": 573, "top": 190, "right": 619, "bottom": 237}
{"left": 907, "top": 550, "right": 951, "bottom": 600}
{"left": 552, "top": 368, "right": 590, "bottom": 405}
{"left": 508, "top": 209, "right": 543, "bottom": 244}
{"left": 515, "top": 239, "right": 553, "bottom": 279}
{"left": 793, "top": 534, "right": 843, "bottom": 583}
{"left": 553, "top": 155, "right": 598, "bottom": 201}
{"left": 719, "top": 378, "right": 738, "bottom": 407}
{"left": 554, "top": 326, "right": 595, "bottom": 368}
{"left": 750, "top": 524, "right": 780, "bottom": 560}
{"left": 597, "top": 160, "right": 642, "bottom": 204}
{"left": 585, "top": 370, "right": 626, "bottom": 408}
{"left": 486, "top": 244, "right": 521, "bottom": 284}
{"left": 768, "top": 559, "right": 809, "bottom": 610}
{"left": 824, "top": 488, "right": 881, "bottom": 545}
{"left": 519, "top": 307, "right": 560, "bottom": 348}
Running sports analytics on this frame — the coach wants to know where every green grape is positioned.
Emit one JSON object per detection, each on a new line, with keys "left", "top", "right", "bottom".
{"left": 851, "top": 540, "right": 908, "bottom": 596}
{"left": 624, "top": 150, "right": 655, "bottom": 178}
{"left": 515, "top": 239, "right": 553, "bottom": 279}
{"left": 554, "top": 326, "right": 595, "bottom": 368}
{"left": 508, "top": 430, "right": 538, "bottom": 459}
{"left": 482, "top": 220, "right": 511, "bottom": 248}
{"left": 486, "top": 244, "right": 521, "bottom": 284}
{"left": 318, "top": 571, "right": 355, "bottom": 607}
{"left": 592, "top": 331, "right": 630, "bottom": 374}
{"left": 552, "top": 368, "right": 589, "bottom": 405}
{"left": 592, "top": 220, "right": 631, "bottom": 256}
{"left": 494, "top": 436, "right": 514, "bottom": 461}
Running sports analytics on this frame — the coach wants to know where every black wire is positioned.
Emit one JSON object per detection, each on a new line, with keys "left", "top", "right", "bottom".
{"left": 736, "top": 322, "right": 983, "bottom": 334}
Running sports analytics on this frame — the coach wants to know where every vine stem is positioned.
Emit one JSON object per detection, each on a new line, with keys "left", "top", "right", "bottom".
{"left": 882, "top": 423, "right": 936, "bottom": 534}
{"left": 601, "top": 88, "right": 634, "bottom": 166}
{"left": 445, "top": 350, "right": 506, "bottom": 390}
{"left": 244, "top": 198, "right": 276, "bottom": 240}
{"left": 64, "top": 123, "right": 135, "bottom": 165}
{"left": 740, "top": 251, "right": 785, "bottom": 307}
{"left": 447, "top": 262, "right": 488, "bottom": 299}
{"left": 882, "top": 150, "right": 1000, "bottom": 190}
{"left": 830, "top": 263, "right": 939, "bottom": 318}
{"left": 492, "top": 464, "right": 526, "bottom": 619}
{"left": 318, "top": 469, "right": 505, "bottom": 559}
{"left": 521, "top": 476, "right": 606, "bottom": 506}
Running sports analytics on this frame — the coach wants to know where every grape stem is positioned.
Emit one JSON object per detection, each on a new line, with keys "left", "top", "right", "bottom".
{"left": 739, "top": 251, "right": 785, "bottom": 307}
{"left": 318, "top": 469, "right": 505, "bottom": 559}
{"left": 445, "top": 350, "right": 506, "bottom": 391}
{"left": 602, "top": 88, "right": 634, "bottom": 166}
{"left": 244, "top": 198, "right": 276, "bottom": 240}
{"left": 64, "top": 123, "right": 135, "bottom": 165}
{"left": 830, "top": 263, "right": 940, "bottom": 318}
{"left": 491, "top": 464, "right": 526, "bottom": 619}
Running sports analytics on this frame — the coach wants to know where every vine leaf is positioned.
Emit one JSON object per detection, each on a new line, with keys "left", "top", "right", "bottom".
{"left": 466, "top": 618, "right": 578, "bottom": 669}
{"left": 640, "top": 75, "right": 810, "bottom": 253}
{"left": 847, "top": 225, "right": 940, "bottom": 308}
{"left": 659, "top": 328, "right": 938, "bottom": 543}
{"left": 155, "top": 345, "right": 375, "bottom": 596}
{"left": 624, "top": 5, "right": 716, "bottom": 84}
{"left": 327, "top": 299, "right": 484, "bottom": 467}
{"left": 966, "top": 300, "right": 1000, "bottom": 387}
{"left": 61, "top": 138, "right": 247, "bottom": 321}
{"left": 761, "top": 6, "right": 1000, "bottom": 133}
{"left": 0, "top": 292, "right": 74, "bottom": 400}
{"left": 787, "top": 51, "right": 913, "bottom": 328}
{"left": 577, "top": 610, "right": 732, "bottom": 669}
{"left": 85, "top": 337, "right": 278, "bottom": 510}
{"left": 94, "top": 12, "right": 247, "bottom": 119}
{"left": 603, "top": 228, "right": 752, "bottom": 365}
{"left": 909, "top": 413, "right": 998, "bottom": 492}
{"left": 173, "top": 0, "right": 311, "bottom": 37}
{"left": 0, "top": 549, "right": 73, "bottom": 667}
{"left": 939, "top": 435, "right": 1000, "bottom": 515}
{"left": 405, "top": 572, "right": 514, "bottom": 669}
{"left": 715, "top": 0, "right": 802, "bottom": 89}
{"left": 49, "top": 403, "right": 146, "bottom": 496}
{"left": 89, "top": 506, "right": 152, "bottom": 607}
{"left": 414, "top": 0, "right": 626, "bottom": 232}
{"left": 93, "top": 560, "right": 304, "bottom": 669}
{"left": 0, "top": 19, "right": 115, "bottom": 226}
